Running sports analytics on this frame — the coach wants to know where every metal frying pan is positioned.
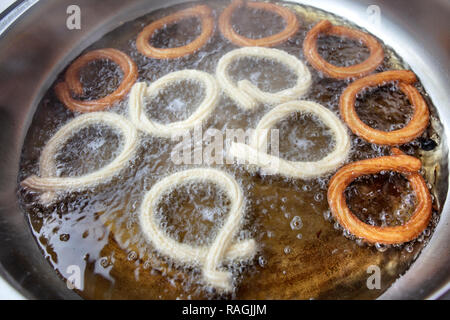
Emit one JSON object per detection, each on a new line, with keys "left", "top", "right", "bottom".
{"left": 0, "top": 0, "right": 448, "bottom": 299}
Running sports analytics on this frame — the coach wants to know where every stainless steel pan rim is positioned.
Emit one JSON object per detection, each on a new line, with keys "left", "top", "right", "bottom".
{"left": 0, "top": 0, "right": 448, "bottom": 300}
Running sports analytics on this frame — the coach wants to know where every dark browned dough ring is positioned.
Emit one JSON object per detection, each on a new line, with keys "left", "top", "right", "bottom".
{"left": 327, "top": 148, "right": 432, "bottom": 244}
{"left": 136, "top": 5, "right": 215, "bottom": 59}
{"left": 339, "top": 70, "right": 430, "bottom": 145}
{"left": 55, "top": 48, "right": 138, "bottom": 113}
{"left": 303, "top": 20, "right": 384, "bottom": 79}
{"left": 218, "top": 0, "right": 299, "bottom": 47}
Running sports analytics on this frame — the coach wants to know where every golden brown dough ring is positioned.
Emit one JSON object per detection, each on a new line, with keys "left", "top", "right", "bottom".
{"left": 340, "top": 70, "right": 430, "bottom": 145}
{"left": 218, "top": 0, "right": 299, "bottom": 47}
{"left": 303, "top": 20, "right": 384, "bottom": 79}
{"left": 136, "top": 5, "right": 214, "bottom": 59}
{"left": 55, "top": 48, "right": 138, "bottom": 113}
{"left": 139, "top": 168, "right": 256, "bottom": 292}
{"left": 327, "top": 148, "right": 432, "bottom": 244}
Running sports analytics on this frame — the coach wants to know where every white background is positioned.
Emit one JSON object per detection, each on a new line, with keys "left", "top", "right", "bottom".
{"left": 0, "top": 0, "right": 17, "bottom": 13}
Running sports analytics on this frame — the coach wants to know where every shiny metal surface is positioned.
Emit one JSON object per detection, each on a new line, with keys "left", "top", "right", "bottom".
{"left": 0, "top": 0, "right": 448, "bottom": 299}
{"left": 0, "top": 0, "right": 37, "bottom": 35}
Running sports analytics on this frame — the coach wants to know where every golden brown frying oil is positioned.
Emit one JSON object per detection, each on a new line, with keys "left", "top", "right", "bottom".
{"left": 18, "top": 0, "right": 443, "bottom": 299}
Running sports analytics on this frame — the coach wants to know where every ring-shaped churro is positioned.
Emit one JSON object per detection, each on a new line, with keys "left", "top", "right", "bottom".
{"left": 228, "top": 101, "right": 350, "bottom": 178}
{"left": 216, "top": 47, "right": 311, "bottom": 110}
{"left": 139, "top": 168, "right": 256, "bottom": 292}
{"left": 55, "top": 48, "right": 138, "bottom": 113}
{"left": 136, "top": 5, "right": 214, "bottom": 59}
{"left": 327, "top": 148, "right": 432, "bottom": 244}
{"left": 303, "top": 20, "right": 384, "bottom": 79}
{"left": 218, "top": 0, "right": 299, "bottom": 47}
{"left": 128, "top": 70, "right": 220, "bottom": 138}
{"left": 21, "top": 112, "right": 139, "bottom": 205}
{"left": 340, "top": 70, "right": 430, "bottom": 145}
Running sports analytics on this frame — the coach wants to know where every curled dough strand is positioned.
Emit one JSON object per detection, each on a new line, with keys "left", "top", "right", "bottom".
{"left": 303, "top": 20, "right": 384, "bottom": 79}
{"left": 21, "top": 112, "right": 139, "bottom": 204}
{"left": 327, "top": 148, "right": 432, "bottom": 244}
{"left": 228, "top": 100, "right": 351, "bottom": 178}
{"left": 340, "top": 70, "right": 430, "bottom": 145}
{"left": 136, "top": 5, "right": 215, "bottom": 59}
{"left": 219, "top": 0, "right": 299, "bottom": 47}
{"left": 216, "top": 47, "right": 312, "bottom": 110}
{"left": 139, "top": 168, "right": 256, "bottom": 292}
{"left": 55, "top": 48, "right": 138, "bottom": 113}
{"left": 128, "top": 70, "right": 220, "bottom": 138}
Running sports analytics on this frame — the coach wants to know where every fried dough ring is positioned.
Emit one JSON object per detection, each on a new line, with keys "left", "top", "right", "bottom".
{"left": 327, "top": 148, "right": 432, "bottom": 244}
{"left": 340, "top": 70, "right": 430, "bottom": 145}
{"left": 303, "top": 20, "right": 384, "bottom": 79}
{"left": 218, "top": 0, "right": 299, "bottom": 47}
{"left": 21, "top": 112, "right": 139, "bottom": 205}
{"left": 139, "top": 168, "right": 256, "bottom": 292}
{"left": 216, "top": 47, "right": 311, "bottom": 110}
{"left": 228, "top": 101, "right": 350, "bottom": 178}
{"left": 55, "top": 48, "right": 138, "bottom": 113}
{"left": 136, "top": 5, "right": 214, "bottom": 59}
{"left": 128, "top": 70, "right": 220, "bottom": 138}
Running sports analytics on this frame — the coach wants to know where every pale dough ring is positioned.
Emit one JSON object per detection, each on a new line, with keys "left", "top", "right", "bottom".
{"left": 21, "top": 112, "right": 139, "bottom": 204}
{"left": 139, "top": 168, "right": 257, "bottom": 292}
{"left": 129, "top": 70, "right": 220, "bottom": 138}
{"left": 228, "top": 101, "right": 351, "bottom": 178}
{"left": 216, "top": 47, "right": 312, "bottom": 110}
